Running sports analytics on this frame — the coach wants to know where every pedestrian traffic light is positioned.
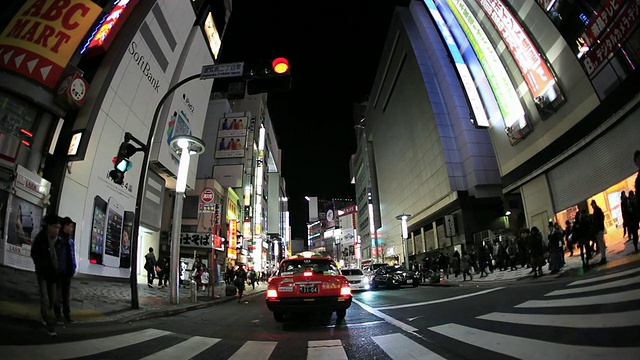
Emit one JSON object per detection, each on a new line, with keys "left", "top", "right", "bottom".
{"left": 244, "top": 57, "right": 292, "bottom": 95}
{"left": 109, "top": 141, "right": 137, "bottom": 185}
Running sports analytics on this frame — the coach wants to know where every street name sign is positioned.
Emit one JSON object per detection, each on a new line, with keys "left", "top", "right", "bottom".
{"left": 200, "top": 62, "right": 244, "bottom": 80}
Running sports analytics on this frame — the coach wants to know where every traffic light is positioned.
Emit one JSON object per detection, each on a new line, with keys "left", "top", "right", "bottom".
{"left": 244, "top": 57, "right": 291, "bottom": 95}
{"left": 109, "top": 141, "right": 137, "bottom": 185}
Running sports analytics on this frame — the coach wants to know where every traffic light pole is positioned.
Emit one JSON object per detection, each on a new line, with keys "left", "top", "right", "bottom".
{"left": 129, "top": 73, "right": 201, "bottom": 309}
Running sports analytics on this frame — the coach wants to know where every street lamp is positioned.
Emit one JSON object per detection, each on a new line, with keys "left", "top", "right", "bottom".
{"left": 168, "top": 135, "right": 205, "bottom": 304}
{"left": 395, "top": 213, "right": 411, "bottom": 268}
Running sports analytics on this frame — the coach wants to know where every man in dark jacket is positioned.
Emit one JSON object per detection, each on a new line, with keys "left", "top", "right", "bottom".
{"left": 590, "top": 200, "right": 607, "bottom": 264}
{"left": 30, "top": 214, "right": 61, "bottom": 336}
{"left": 54, "top": 217, "right": 77, "bottom": 324}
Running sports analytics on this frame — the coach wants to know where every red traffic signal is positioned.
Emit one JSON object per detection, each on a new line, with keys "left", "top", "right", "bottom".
{"left": 272, "top": 57, "right": 289, "bottom": 74}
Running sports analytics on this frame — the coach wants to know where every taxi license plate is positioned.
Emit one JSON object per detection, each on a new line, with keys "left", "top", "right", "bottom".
{"left": 299, "top": 284, "right": 318, "bottom": 293}
{"left": 407, "top": 279, "right": 413, "bottom": 283}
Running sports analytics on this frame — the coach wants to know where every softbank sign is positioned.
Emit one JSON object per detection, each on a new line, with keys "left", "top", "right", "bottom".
{"left": 127, "top": 2, "right": 179, "bottom": 93}
{"left": 128, "top": 41, "right": 161, "bottom": 92}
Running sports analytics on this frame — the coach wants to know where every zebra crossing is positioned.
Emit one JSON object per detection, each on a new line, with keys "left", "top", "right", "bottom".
{"left": 427, "top": 265, "right": 640, "bottom": 359}
{"left": 2, "top": 266, "right": 639, "bottom": 359}
{"left": 0, "top": 328, "right": 439, "bottom": 360}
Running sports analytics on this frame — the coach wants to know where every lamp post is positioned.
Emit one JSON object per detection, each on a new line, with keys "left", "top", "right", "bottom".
{"left": 396, "top": 213, "right": 411, "bottom": 268}
{"left": 168, "top": 135, "right": 205, "bottom": 304}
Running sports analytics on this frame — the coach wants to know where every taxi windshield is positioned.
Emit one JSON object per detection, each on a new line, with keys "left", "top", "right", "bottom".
{"left": 278, "top": 259, "right": 339, "bottom": 276}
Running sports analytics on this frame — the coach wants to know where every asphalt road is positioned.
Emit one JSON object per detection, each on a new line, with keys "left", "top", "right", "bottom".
{"left": 1, "top": 263, "right": 640, "bottom": 359}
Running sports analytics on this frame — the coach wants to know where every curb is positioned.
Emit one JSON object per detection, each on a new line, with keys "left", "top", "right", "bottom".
{"left": 118, "top": 290, "right": 266, "bottom": 323}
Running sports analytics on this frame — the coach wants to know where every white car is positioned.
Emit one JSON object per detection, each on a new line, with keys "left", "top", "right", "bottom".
{"left": 340, "top": 268, "right": 370, "bottom": 291}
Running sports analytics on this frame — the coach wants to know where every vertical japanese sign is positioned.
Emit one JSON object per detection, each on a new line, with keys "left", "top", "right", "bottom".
{"left": 227, "top": 219, "right": 237, "bottom": 260}
{"left": 0, "top": 0, "right": 102, "bottom": 88}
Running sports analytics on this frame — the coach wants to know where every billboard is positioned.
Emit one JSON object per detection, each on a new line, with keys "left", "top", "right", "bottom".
{"left": 475, "top": 0, "right": 564, "bottom": 118}
{"left": 0, "top": 0, "right": 102, "bottom": 88}
{"left": 214, "top": 116, "right": 248, "bottom": 158}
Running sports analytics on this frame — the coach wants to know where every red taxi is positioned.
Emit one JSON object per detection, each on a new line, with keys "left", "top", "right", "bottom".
{"left": 265, "top": 252, "right": 352, "bottom": 322}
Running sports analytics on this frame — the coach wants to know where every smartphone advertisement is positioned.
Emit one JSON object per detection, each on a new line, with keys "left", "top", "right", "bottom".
{"left": 120, "top": 211, "right": 134, "bottom": 268}
{"left": 88, "top": 195, "right": 134, "bottom": 269}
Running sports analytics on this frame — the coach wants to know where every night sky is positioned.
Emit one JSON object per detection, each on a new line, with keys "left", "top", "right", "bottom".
{"left": 218, "top": 1, "right": 409, "bottom": 239}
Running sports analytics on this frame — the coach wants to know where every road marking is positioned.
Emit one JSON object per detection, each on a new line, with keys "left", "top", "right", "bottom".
{"left": 478, "top": 309, "right": 640, "bottom": 328}
{"left": 372, "top": 333, "right": 445, "bottom": 360}
{"left": 568, "top": 267, "right": 640, "bottom": 286}
{"left": 353, "top": 299, "right": 418, "bottom": 332}
{"left": 546, "top": 275, "right": 640, "bottom": 296}
{"left": 516, "top": 288, "right": 640, "bottom": 308}
{"left": 229, "top": 341, "right": 277, "bottom": 360}
{"left": 430, "top": 323, "right": 640, "bottom": 359}
{"left": 0, "top": 328, "right": 170, "bottom": 360}
{"left": 140, "top": 336, "right": 220, "bottom": 360}
{"left": 307, "top": 339, "right": 347, "bottom": 360}
{"left": 374, "top": 287, "right": 504, "bottom": 310}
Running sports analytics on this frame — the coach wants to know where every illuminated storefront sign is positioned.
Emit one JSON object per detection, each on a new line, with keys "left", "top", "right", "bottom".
{"left": 83, "top": 0, "right": 139, "bottom": 56}
{"left": 204, "top": 12, "right": 221, "bottom": 59}
{"left": 475, "top": 0, "right": 562, "bottom": 112}
{"left": 580, "top": 0, "right": 625, "bottom": 46}
{"left": 0, "top": 0, "right": 102, "bottom": 88}
{"left": 445, "top": 0, "right": 525, "bottom": 130}
{"left": 582, "top": 0, "right": 640, "bottom": 76}
{"left": 227, "top": 219, "right": 237, "bottom": 259}
{"left": 424, "top": 0, "right": 489, "bottom": 127}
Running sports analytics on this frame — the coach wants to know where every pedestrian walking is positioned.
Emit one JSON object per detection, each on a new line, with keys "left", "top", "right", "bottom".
{"left": 234, "top": 264, "right": 248, "bottom": 302}
{"left": 54, "top": 217, "right": 77, "bottom": 324}
{"left": 461, "top": 251, "right": 473, "bottom": 281}
{"left": 564, "top": 220, "right": 573, "bottom": 256}
{"left": 575, "top": 210, "right": 593, "bottom": 267}
{"left": 590, "top": 200, "right": 607, "bottom": 264}
{"left": 30, "top": 214, "right": 61, "bottom": 336}
{"left": 144, "top": 247, "right": 157, "bottom": 288}
{"left": 529, "top": 226, "right": 545, "bottom": 277}
{"left": 628, "top": 190, "right": 639, "bottom": 252}
{"left": 548, "top": 222, "right": 564, "bottom": 273}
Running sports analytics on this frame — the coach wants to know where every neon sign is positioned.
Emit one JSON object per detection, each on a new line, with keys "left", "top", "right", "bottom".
{"left": 475, "top": 0, "right": 561, "bottom": 106}
{"left": 424, "top": 0, "right": 489, "bottom": 127}
{"left": 444, "top": 0, "right": 525, "bottom": 129}
{"left": 82, "top": 0, "right": 139, "bottom": 56}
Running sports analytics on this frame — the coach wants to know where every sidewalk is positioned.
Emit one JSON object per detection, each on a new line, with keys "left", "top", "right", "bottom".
{"left": 0, "top": 268, "right": 267, "bottom": 324}
{"left": 424, "top": 234, "right": 640, "bottom": 286}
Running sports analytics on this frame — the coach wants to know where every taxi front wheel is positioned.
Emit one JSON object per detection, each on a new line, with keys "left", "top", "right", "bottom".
{"left": 336, "top": 309, "right": 346, "bottom": 319}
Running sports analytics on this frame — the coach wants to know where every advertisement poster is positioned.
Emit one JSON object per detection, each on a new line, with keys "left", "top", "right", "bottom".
{"left": 5, "top": 196, "right": 43, "bottom": 270}
{"left": 214, "top": 117, "right": 247, "bottom": 158}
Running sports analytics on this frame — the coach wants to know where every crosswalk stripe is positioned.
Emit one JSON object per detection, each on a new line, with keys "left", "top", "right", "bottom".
{"left": 374, "top": 288, "right": 504, "bottom": 310}
{"left": 546, "top": 275, "right": 640, "bottom": 296}
{"left": 0, "top": 328, "right": 170, "bottom": 360}
{"left": 353, "top": 299, "right": 418, "bottom": 332}
{"left": 307, "top": 339, "right": 347, "bottom": 360}
{"left": 372, "top": 333, "right": 445, "bottom": 360}
{"left": 568, "top": 267, "right": 640, "bottom": 286}
{"left": 478, "top": 309, "right": 640, "bottom": 328}
{"left": 139, "top": 336, "right": 220, "bottom": 360}
{"left": 515, "top": 288, "right": 640, "bottom": 308}
{"left": 228, "top": 341, "right": 277, "bottom": 360}
{"left": 430, "top": 323, "right": 640, "bottom": 359}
